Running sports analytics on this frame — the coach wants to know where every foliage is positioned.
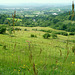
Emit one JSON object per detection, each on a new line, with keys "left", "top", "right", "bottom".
{"left": 69, "top": 32, "right": 75, "bottom": 35}
{"left": 43, "top": 33, "right": 50, "bottom": 39}
{"left": 0, "top": 25, "right": 6, "bottom": 34}
{"left": 15, "top": 28, "right": 21, "bottom": 31}
{"left": 24, "top": 29, "right": 27, "bottom": 31}
{"left": 52, "top": 33, "right": 57, "bottom": 39}
{"left": 7, "top": 27, "right": 13, "bottom": 34}
{"left": 0, "top": 11, "right": 75, "bottom": 32}
{"left": 31, "top": 34, "right": 37, "bottom": 37}
{"left": 53, "top": 19, "right": 59, "bottom": 24}
{"left": 60, "top": 32, "right": 68, "bottom": 36}
{"left": 55, "top": 31, "right": 68, "bottom": 36}
{"left": 0, "top": 14, "right": 8, "bottom": 24}
{"left": 3, "top": 45, "right": 6, "bottom": 50}
{"left": 32, "top": 29, "right": 37, "bottom": 31}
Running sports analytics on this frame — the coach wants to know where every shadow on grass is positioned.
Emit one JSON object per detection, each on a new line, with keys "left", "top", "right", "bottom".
{"left": 3, "top": 33, "right": 9, "bottom": 35}
{"left": 0, "top": 44, "right": 2, "bottom": 46}
{"left": 2, "top": 33, "right": 16, "bottom": 37}
{"left": 10, "top": 35, "right": 16, "bottom": 37}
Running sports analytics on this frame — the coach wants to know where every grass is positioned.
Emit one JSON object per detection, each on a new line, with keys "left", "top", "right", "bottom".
{"left": 7, "top": 18, "right": 22, "bottom": 22}
{"left": 0, "top": 27, "right": 75, "bottom": 75}
{"left": 63, "top": 20, "right": 75, "bottom": 24}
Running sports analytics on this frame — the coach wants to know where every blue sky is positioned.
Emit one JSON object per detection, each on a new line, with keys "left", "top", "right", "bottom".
{"left": 0, "top": 0, "right": 73, "bottom": 4}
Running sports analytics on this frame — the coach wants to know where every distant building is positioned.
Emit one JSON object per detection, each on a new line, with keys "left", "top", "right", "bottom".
{"left": 52, "top": 13, "right": 58, "bottom": 15}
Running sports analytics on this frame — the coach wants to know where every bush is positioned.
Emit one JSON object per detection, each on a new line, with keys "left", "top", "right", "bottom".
{"left": 55, "top": 31, "right": 68, "bottom": 36}
{"left": 24, "top": 29, "right": 27, "bottom": 31}
{"left": 62, "top": 32, "right": 68, "bottom": 36}
{"left": 15, "top": 28, "right": 21, "bottom": 31}
{"left": 69, "top": 32, "right": 75, "bottom": 35}
{"left": 31, "top": 34, "right": 34, "bottom": 37}
{"left": 7, "top": 27, "right": 13, "bottom": 31}
{"left": 3, "top": 45, "right": 6, "bottom": 50}
{"left": 52, "top": 34, "right": 57, "bottom": 39}
{"left": 47, "top": 30, "right": 52, "bottom": 33}
{"left": 32, "top": 29, "right": 37, "bottom": 31}
{"left": 7, "top": 27, "right": 13, "bottom": 34}
{"left": 31, "top": 34, "right": 37, "bottom": 37}
{"left": 43, "top": 33, "right": 50, "bottom": 39}
{"left": 0, "top": 25, "right": 6, "bottom": 34}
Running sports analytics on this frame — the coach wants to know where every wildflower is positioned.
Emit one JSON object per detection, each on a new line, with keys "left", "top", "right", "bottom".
{"left": 18, "top": 70, "right": 20, "bottom": 72}
{"left": 24, "top": 65, "right": 25, "bottom": 66}
{"left": 56, "top": 63, "right": 59, "bottom": 65}
{"left": 35, "top": 64, "right": 37, "bottom": 66}
{"left": 14, "top": 69, "right": 16, "bottom": 71}
{"left": 72, "top": 62, "right": 74, "bottom": 64}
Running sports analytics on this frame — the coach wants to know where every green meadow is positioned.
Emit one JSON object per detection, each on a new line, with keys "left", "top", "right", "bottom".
{"left": 0, "top": 27, "right": 75, "bottom": 75}
{"left": 7, "top": 18, "right": 22, "bottom": 22}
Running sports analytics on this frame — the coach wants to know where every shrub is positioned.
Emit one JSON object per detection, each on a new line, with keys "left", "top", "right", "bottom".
{"left": 0, "top": 25, "right": 6, "bottom": 34}
{"left": 47, "top": 30, "right": 52, "bottom": 33}
{"left": 32, "top": 29, "right": 37, "bottom": 31}
{"left": 15, "top": 28, "right": 21, "bottom": 31}
{"left": 3, "top": 45, "right": 6, "bottom": 50}
{"left": 52, "top": 34, "right": 57, "bottom": 39}
{"left": 7, "top": 27, "right": 13, "bottom": 31}
{"left": 7, "top": 27, "right": 13, "bottom": 34}
{"left": 55, "top": 31, "right": 68, "bottom": 36}
{"left": 34, "top": 35, "right": 37, "bottom": 37}
{"left": 24, "top": 29, "right": 27, "bottom": 31}
{"left": 69, "top": 32, "right": 75, "bottom": 35}
{"left": 43, "top": 33, "right": 50, "bottom": 39}
{"left": 39, "top": 29, "right": 46, "bottom": 32}
{"left": 31, "top": 34, "right": 37, "bottom": 37}
{"left": 31, "top": 34, "right": 34, "bottom": 37}
{"left": 62, "top": 32, "right": 68, "bottom": 36}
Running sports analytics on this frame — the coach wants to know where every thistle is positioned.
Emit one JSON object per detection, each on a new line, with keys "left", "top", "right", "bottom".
{"left": 33, "top": 62, "right": 38, "bottom": 75}
{"left": 8, "top": 11, "right": 18, "bottom": 34}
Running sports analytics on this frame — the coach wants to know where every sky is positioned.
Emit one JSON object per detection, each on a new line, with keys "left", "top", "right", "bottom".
{"left": 0, "top": 0, "right": 73, "bottom": 5}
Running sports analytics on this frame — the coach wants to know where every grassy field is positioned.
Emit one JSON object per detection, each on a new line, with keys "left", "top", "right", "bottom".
{"left": 0, "top": 27, "right": 75, "bottom": 75}
{"left": 7, "top": 18, "right": 22, "bottom": 22}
